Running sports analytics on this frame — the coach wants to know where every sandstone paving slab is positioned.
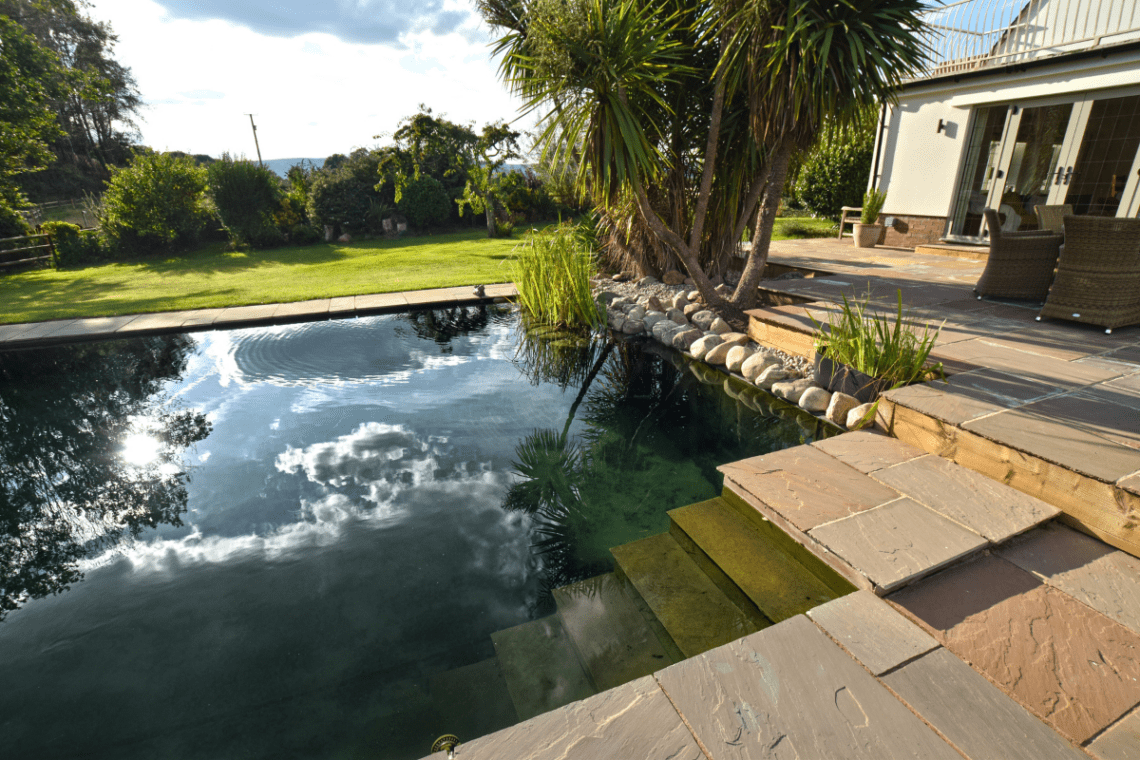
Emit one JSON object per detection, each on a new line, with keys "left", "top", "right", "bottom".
{"left": 552, "top": 573, "right": 671, "bottom": 692}
{"left": 1097, "top": 344, "right": 1140, "bottom": 367}
{"left": 963, "top": 407, "right": 1140, "bottom": 484}
{"left": 49, "top": 315, "right": 137, "bottom": 339}
{"left": 654, "top": 615, "right": 962, "bottom": 760}
{"left": 888, "top": 555, "right": 1140, "bottom": 744}
{"left": 10, "top": 318, "right": 80, "bottom": 342}
{"left": 809, "top": 430, "right": 926, "bottom": 474}
{"left": 0, "top": 320, "right": 40, "bottom": 342}
{"left": 1087, "top": 372, "right": 1140, "bottom": 414}
{"left": 870, "top": 454, "right": 1059, "bottom": 543}
{"left": 883, "top": 379, "right": 1009, "bottom": 425}
{"left": 806, "top": 590, "right": 938, "bottom": 675}
{"left": 982, "top": 323, "right": 1127, "bottom": 363}
{"left": 179, "top": 307, "right": 226, "bottom": 327}
{"left": 1088, "top": 708, "right": 1140, "bottom": 760}
{"left": 212, "top": 303, "right": 279, "bottom": 325}
{"left": 442, "top": 676, "right": 703, "bottom": 760}
{"left": 484, "top": 282, "right": 517, "bottom": 298}
{"left": 328, "top": 296, "right": 356, "bottom": 314}
{"left": 404, "top": 286, "right": 472, "bottom": 306}
{"left": 1122, "top": 472, "right": 1140, "bottom": 497}
{"left": 491, "top": 616, "right": 595, "bottom": 721}
{"left": 808, "top": 498, "right": 987, "bottom": 593}
{"left": 610, "top": 533, "right": 758, "bottom": 659}
{"left": 932, "top": 338, "right": 1125, "bottom": 389}
{"left": 355, "top": 292, "right": 407, "bottom": 311}
{"left": 272, "top": 299, "right": 329, "bottom": 319}
{"left": 718, "top": 446, "right": 900, "bottom": 532}
{"left": 882, "top": 648, "right": 1086, "bottom": 760}
{"left": 999, "top": 522, "right": 1140, "bottom": 635}
{"left": 115, "top": 311, "right": 199, "bottom": 333}
{"left": 1014, "top": 391, "right": 1140, "bottom": 451}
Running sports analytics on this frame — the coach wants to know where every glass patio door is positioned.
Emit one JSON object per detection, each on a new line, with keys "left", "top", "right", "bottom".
{"left": 989, "top": 102, "right": 1074, "bottom": 232}
{"left": 1052, "top": 93, "right": 1140, "bottom": 218}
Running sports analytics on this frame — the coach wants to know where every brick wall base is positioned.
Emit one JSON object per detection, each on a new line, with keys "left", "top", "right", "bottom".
{"left": 874, "top": 214, "right": 948, "bottom": 248}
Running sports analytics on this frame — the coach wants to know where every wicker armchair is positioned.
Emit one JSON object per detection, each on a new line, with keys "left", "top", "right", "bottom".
{"left": 974, "top": 209, "right": 1063, "bottom": 301}
{"left": 1034, "top": 204, "right": 1072, "bottom": 234}
{"left": 1037, "top": 215, "right": 1140, "bottom": 333}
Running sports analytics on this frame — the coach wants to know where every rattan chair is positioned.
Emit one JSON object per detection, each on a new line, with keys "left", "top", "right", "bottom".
{"left": 974, "top": 209, "right": 1063, "bottom": 301}
{"left": 1034, "top": 204, "right": 1072, "bottom": 234}
{"left": 1037, "top": 215, "right": 1140, "bottom": 333}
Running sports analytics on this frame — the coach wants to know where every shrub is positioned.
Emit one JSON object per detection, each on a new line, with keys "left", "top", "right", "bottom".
{"left": 861, "top": 188, "right": 887, "bottom": 224}
{"left": 289, "top": 223, "right": 321, "bottom": 245}
{"left": 397, "top": 175, "right": 451, "bottom": 230}
{"left": 811, "top": 290, "right": 944, "bottom": 390}
{"left": 41, "top": 221, "right": 107, "bottom": 266}
{"left": 99, "top": 152, "right": 211, "bottom": 255}
{"left": 794, "top": 125, "right": 874, "bottom": 221}
{"left": 0, "top": 197, "right": 31, "bottom": 238}
{"left": 513, "top": 223, "right": 601, "bottom": 329}
{"left": 307, "top": 169, "right": 371, "bottom": 234}
{"left": 207, "top": 155, "right": 283, "bottom": 248}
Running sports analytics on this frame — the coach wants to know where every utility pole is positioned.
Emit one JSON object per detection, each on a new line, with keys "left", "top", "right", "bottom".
{"left": 245, "top": 114, "right": 263, "bottom": 166}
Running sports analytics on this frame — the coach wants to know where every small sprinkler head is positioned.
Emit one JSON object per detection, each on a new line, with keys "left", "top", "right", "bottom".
{"left": 431, "top": 734, "right": 460, "bottom": 758}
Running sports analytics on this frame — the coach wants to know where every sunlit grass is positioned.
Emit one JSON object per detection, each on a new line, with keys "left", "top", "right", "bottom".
{"left": 0, "top": 229, "right": 527, "bottom": 324}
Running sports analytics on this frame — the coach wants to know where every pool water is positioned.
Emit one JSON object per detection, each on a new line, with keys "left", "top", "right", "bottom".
{"left": 0, "top": 306, "right": 828, "bottom": 759}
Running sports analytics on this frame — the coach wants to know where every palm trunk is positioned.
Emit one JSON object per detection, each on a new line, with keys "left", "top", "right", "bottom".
{"left": 732, "top": 140, "right": 793, "bottom": 311}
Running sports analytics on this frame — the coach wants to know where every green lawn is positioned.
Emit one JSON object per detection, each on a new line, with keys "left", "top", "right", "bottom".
{"left": 0, "top": 230, "right": 522, "bottom": 325}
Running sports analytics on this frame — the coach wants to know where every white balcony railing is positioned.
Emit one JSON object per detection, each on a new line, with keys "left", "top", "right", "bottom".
{"left": 911, "top": 0, "right": 1140, "bottom": 81}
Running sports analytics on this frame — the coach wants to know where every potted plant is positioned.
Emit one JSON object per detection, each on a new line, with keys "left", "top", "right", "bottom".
{"left": 810, "top": 290, "right": 944, "bottom": 403}
{"left": 853, "top": 188, "right": 886, "bottom": 248}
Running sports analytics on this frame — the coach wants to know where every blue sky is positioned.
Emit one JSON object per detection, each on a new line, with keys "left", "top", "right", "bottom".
{"left": 88, "top": 0, "right": 530, "bottom": 159}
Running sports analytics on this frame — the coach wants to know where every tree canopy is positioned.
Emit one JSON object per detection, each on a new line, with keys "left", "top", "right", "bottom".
{"left": 479, "top": 0, "right": 927, "bottom": 318}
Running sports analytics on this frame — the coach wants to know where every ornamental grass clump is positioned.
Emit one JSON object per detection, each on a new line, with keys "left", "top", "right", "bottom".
{"left": 512, "top": 223, "right": 601, "bottom": 329}
{"left": 813, "top": 289, "right": 944, "bottom": 389}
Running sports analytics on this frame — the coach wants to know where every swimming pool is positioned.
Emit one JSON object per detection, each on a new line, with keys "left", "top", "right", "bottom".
{"left": 0, "top": 305, "right": 829, "bottom": 759}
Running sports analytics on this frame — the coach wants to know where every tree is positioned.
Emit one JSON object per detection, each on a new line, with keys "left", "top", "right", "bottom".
{"left": 0, "top": 334, "right": 211, "bottom": 620}
{"left": 99, "top": 151, "right": 212, "bottom": 254}
{"left": 480, "top": 0, "right": 926, "bottom": 321}
{"left": 0, "top": 13, "right": 64, "bottom": 232}
{"left": 1, "top": 0, "right": 142, "bottom": 199}
{"left": 456, "top": 121, "right": 521, "bottom": 237}
{"left": 208, "top": 154, "right": 284, "bottom": 247}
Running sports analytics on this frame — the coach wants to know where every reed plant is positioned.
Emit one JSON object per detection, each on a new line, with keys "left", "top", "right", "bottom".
{"left": 512, "top": 223, "right": 602, "bottom": 329}
{"left": 812, "top": 289, "right": 944, "bottom": 388}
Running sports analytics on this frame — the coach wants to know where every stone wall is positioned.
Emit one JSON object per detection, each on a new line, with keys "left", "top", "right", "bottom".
{"left": 873, "top": 214, "right": 948, "bottom": 248}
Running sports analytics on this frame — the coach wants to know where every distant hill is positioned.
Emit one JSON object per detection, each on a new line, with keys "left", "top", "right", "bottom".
{"left": 262, "top": 157, "right": 324, "bottom": 177}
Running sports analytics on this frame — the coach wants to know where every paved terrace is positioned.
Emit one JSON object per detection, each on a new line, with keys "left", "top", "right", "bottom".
{"left": 1, "top": 250, "right": 1139, "bottom": 757}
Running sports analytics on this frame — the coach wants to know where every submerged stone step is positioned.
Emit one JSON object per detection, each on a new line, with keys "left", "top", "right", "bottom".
{"left": 611, "top": 533, "right": 760, "bottom": 659}
{"left": 428, "top": 657, "right": 519, "bottom": 742}
{"left": 669, "top": 498, "right": 846, "bottom": 624}
{"left": 552, "top": 573, "right": 673, "bottom": 692}
{"left": 490, "top": 615, "right": 595, "bottom": 721}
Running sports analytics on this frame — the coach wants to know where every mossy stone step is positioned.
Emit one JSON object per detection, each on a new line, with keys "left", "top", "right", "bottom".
{"left": 719, "top": 487, "right": 859, "bottom": 598}
{"left": 552, "top": 573, "right": 673, "bottom": 692}
{"left": 611, "top": 532, "right": 761, "bottom": 659}
{"left": 669, "top": 498, "right": 845, "bottom": 624}
{"left": 490, "top": 615, "right": 595, "bottom": 721}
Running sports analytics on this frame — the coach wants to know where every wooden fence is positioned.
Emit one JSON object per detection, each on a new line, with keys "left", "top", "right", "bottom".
{"left": 0, "top": 233, "right": 56, "bottom": 270}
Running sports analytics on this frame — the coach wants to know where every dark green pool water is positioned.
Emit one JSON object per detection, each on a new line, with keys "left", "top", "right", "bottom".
{"left": 0, "top": 306, "right": 827, "bottom": 759}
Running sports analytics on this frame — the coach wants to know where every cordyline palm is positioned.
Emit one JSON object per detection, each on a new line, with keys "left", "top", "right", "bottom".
{"left": 480, "top": 0, "right": 926, "bottom": 320}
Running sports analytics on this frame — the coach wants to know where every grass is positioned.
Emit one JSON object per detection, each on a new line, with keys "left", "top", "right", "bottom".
{"left": 0, "top": 229, "right": 525, "bottom": 324}
{"left": 771, "top": 216, "right": 836, "bottom": 239}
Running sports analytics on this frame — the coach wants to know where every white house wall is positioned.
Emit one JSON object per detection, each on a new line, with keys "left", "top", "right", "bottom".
{"left": 876, "top": 93, "right": 966, "bottom": 218}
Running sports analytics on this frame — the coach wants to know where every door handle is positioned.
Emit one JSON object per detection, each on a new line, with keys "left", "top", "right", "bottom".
{"left": 1054, "top": 166, "right": 1065, "bottom": 185}
{"left": 1063, "top": 166, "right": 1073, "bottom": 185}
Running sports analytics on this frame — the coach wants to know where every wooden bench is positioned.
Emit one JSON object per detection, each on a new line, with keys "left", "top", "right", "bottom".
{"left": 837, "top": 206, "right": 862, "bottom": 240}
{"left": 0, "top": 233, "right": 55, "bottom": 269}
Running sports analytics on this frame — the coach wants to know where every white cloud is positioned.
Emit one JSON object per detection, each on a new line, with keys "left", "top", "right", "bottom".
{"left": 86, "top": 0, "right": 533, "bottom": 157}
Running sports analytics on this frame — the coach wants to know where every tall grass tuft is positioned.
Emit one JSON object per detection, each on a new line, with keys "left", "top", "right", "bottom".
{"left": 812, "top": 289, "right": 944, "bottom": 388}
{"left": 512, "top": 222, "right": 602, "bottom": 329}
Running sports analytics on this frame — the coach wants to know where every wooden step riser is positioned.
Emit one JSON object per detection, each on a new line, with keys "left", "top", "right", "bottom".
{"left": 667, "top": 518, "right": 774, "bottom": 628}
{"left": 718, "top": 487, "right": 859, "bottom": 598}
{"left": 878, "top": 398, "right": 1140, "bottom": 558}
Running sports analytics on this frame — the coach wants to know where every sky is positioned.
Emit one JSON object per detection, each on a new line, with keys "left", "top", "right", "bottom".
{"left": 86, "top": 0, "right": 533, "bottom": 160}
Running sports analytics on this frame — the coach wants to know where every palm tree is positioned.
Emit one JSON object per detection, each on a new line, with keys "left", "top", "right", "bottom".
{"left": 478, "top": 0, "right": 927, "bottom": 320}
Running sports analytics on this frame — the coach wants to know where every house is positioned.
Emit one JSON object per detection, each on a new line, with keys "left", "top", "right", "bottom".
{"left": 871, "top": 0, "right": 1140, "bottom": 247}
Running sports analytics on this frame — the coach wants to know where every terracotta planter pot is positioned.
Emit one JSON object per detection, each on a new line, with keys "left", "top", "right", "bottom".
{"left": 813, "top": 353, "right": 889, "bottom": 403}
{"left": 853, "top": 222, "right": 882, "bottom": 248}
